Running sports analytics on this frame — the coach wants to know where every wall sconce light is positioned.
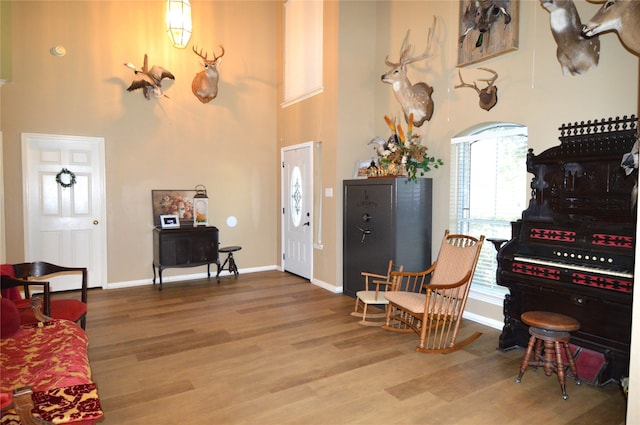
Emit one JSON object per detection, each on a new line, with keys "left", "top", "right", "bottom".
{"left": 166, "top": 0, "right": 192, "bottom": 49}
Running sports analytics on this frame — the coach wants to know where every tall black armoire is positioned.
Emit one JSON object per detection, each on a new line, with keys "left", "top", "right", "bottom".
{"left": 343, "top": 177, "right": 433, "bottom": 297}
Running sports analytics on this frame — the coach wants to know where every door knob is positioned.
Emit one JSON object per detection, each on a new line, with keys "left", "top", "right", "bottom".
{"left": 303, "top": 221, "right": 310, "bottom": 226}
{"left": 93, "top": 220, "right": 99, "bottom": 225}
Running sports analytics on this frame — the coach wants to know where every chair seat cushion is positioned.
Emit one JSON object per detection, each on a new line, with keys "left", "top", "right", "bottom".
{"left": 385, "top": 291, "right": 426, "bottom": 313}
{"left": 355, "top": 290, "right": 388, "bottom": 304}
{"left": 32, "top": 383, "right": 103, "bottom": 423}
{"left": 19, "top": 300, "right": 87, "bottom": 325}
{"left": 1, "top": 320, "right": 91, "bottom": 392}
{"left": 0, "top": 264, "right": 20, "bottom": 300}
{"left": 0, "top": 299, "right": 21, "bottom": 339}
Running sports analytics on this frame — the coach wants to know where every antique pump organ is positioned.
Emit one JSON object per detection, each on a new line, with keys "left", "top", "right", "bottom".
{"left": 496, "top": 115, "right": 637, "bottom": 385}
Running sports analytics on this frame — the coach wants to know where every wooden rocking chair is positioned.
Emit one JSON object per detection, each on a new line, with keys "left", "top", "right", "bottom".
{"left": 383, "top": 230, "right": 485, "bottom": 353}
{"left": 350, "top": 260, "right": 403, "bottom": 326}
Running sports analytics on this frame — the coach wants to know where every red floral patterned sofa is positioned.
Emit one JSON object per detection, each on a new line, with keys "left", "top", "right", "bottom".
{"left": 0, "top": 297, "right": 102, "bottom": 425}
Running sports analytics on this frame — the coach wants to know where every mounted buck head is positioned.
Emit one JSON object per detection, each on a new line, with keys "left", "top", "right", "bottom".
{"left": 192, "top": 45, "right": 225, "bottom": 103}
{"left": 454, "top": 67, "right": 499, "bottom": 111}
{"left": 540, "top": 0, "right": 600, "bottom": 76}
{"left": 583, "top": 0, "right": 640, "bottom": 56}
{"left": 381, "top": 17, "right": 436, "bottom": 127}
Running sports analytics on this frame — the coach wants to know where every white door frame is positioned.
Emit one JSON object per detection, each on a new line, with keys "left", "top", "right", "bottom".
{"left": 281, "top": 141, "right": 314, "bottom": 280}
{"left": 22, "top": 133, "right": 108, "bottom": 289}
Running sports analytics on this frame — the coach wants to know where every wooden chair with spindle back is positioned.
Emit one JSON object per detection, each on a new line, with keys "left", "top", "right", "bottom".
{"left": 383, "top": 230, "right": 485, "bottom": 353}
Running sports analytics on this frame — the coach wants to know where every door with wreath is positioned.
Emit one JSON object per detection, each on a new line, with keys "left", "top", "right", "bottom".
{"left": 22, "top": 133, "right": 107, "bottom": 290}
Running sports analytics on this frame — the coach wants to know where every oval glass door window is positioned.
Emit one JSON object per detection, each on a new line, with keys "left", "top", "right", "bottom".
{"left": 290, "top": 165, "right": 303, "bottom": 227}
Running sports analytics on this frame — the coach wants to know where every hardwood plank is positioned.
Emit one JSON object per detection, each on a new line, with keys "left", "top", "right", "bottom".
{"left": 83, "top": 271, "right": 627, "bottom": 424}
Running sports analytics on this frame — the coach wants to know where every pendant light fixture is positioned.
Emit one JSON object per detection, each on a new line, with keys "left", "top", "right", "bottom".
{"left": 166, "top": 0, "right": 192, "bottom": 49}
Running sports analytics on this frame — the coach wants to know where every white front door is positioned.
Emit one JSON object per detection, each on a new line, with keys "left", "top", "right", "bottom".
{"left": 22, "top": 133, "right": 107, "bottom": 290}
{"left": 282, "top": 143, "right": 313, "bottom": 280}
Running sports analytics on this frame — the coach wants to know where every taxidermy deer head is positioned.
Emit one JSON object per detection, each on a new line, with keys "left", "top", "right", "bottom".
{"left": 124, "top": 54, "right": 175, "bottom": 100}
{"left": 381, "top": 17, "right": 436, "bottom": 127}
{"left": 192, "top": 45, "right": 225, "bottom": 103}
{"left": 460, "top": 0, "right": 512, "bottom": 47}
{"left": 454, "top": 67, "right": 499, "bottom": 111}
{"left": 583, "top": 0, "right": 640, "bottom": 57}
{"left": 539, "top": 0, "right": 600, "bottom": 76}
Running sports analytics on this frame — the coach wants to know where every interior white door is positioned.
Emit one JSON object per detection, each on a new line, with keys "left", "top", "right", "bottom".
{"left": 282, "top": 143, "right": 313, "bottom": 280}
{"left": 22, "top": 133, "right": 107, "bottom": 290}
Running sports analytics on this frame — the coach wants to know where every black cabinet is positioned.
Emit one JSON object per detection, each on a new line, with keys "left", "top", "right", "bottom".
{"left": 343, "top": 178, "right": 433, "bottom": 297}
{"left": 152, "top": 226, "right": 219, "bottom": 290}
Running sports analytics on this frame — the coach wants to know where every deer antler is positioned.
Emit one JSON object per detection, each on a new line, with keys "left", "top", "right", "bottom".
{"left": 192, "top": 45, "right": 225, "bottom": 62}
{"left": 455, "top": 67, "right": 499, "bottom": 111}
{"left": 403, "top": 16, "right": 436, "bottom": 66}
{"left": 192, "top": 45, "right": 209, "bottom": 61}
{"left": 477, "top": 67, "right": 498, "bottom": 93}
{"left": 454, "top": 69, "right": 481, "bottom": 94}
{"left": 212, "top": 45, "right": 225, "bottom": 61}
{"left": 385, "top": 16, "right": 436, "bottom": 67}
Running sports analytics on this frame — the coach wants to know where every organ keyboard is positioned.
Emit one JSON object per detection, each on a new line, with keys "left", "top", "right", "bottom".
{"left": 496, "top": 115, "right": 637, "bottom": 385}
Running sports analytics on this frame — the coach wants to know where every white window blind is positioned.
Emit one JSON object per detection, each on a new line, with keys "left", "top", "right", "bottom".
{"left": 283, "top": 0, "right": 323, "bottom": 107}
{"left": 451, "top": 124, "right": 528, "bottom": 295}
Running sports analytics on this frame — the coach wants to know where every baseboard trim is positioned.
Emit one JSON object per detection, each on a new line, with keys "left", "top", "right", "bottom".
{"left": 311, "top": 277, "right": 342, "bottom": 293}
{"left": 462, "top": 311, "right": 503, "bottom": 330}
{"left": 105, "top": 265, "right": 277, "bottom": 290}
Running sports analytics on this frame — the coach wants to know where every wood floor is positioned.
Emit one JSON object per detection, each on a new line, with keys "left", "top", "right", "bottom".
{"left": 79, "top": 270, "right": 627, "bottom": 424}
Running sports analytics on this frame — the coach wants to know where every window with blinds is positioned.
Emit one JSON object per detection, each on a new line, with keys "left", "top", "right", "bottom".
{"left": 450, "top": 123, "right": 528, "bottom": 295}
{"left": 283, "top": 0, "right": 323, "bottom": 107}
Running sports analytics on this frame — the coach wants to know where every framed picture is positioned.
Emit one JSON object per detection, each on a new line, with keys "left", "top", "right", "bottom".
{"left": 151, "top": 190, "right": 197, "bottom": 227}
{"left": 160, "top": 214, "right": 180, "bottom": 229}
{"left": 354, "top": 160, "right": 372, "bottom": 179}
{"left": 457, "top": 0, "right": 519, "bottom": 67}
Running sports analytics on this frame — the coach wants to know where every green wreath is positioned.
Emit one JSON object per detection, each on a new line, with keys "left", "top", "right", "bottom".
{"left": 55, "top": 168, "right": 76, "bottom": 188}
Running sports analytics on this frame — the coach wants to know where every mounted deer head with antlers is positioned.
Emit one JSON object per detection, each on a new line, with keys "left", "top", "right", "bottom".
{"left": 539, "top": 0, "right": 600, "bottom": 76}
{"left": 454, "top": 67, "right": 499, "bottom": 111}
{"left": 583, "top": 0, "right": 640, "bottom": 57}
{"left": 192, "top": 45, "right": 225, "bottom": 103}
{"left": 381, "top": 17, "right": 436, "bottom": 127}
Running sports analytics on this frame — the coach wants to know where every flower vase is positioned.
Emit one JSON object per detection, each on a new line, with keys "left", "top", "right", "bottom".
{"left": 397, "top": 164, "right": 408, "bottom": 177}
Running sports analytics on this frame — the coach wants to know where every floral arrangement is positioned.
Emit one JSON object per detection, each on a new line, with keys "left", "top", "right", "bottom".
{"left": 375, "top": 114, "right": 443, "bottom": 181}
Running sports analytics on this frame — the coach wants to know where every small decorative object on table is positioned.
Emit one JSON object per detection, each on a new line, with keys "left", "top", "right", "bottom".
{"left": 160, "top": 214, "right": 180, "bottom": 229}
{"left": 368, "top": 114, "right": 443, "bottom": 181}
{"left": 193, "top": 184, "right": 208, "bottom": 227}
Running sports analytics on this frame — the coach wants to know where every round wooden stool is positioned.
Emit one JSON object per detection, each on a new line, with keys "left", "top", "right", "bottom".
{"left": 216, "top": 246, "right": 241, "bottom": 281}
{"left": 515, "top": 311, "right": 581, "bottom": 400}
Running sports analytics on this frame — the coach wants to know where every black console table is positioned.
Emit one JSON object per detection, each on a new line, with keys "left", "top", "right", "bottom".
{"left": 152, "top": 226, "right": 220, "bottom": 290}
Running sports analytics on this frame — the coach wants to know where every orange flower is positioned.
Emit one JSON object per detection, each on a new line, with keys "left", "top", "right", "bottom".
{"left": 384, "top": 115, "right": 396, "bottom": 133}
{"left": 408, "top": 113, "right": 414, "bottom": 134}
{"left": 397, "top": 124, "right": 406, "bottom": 142}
